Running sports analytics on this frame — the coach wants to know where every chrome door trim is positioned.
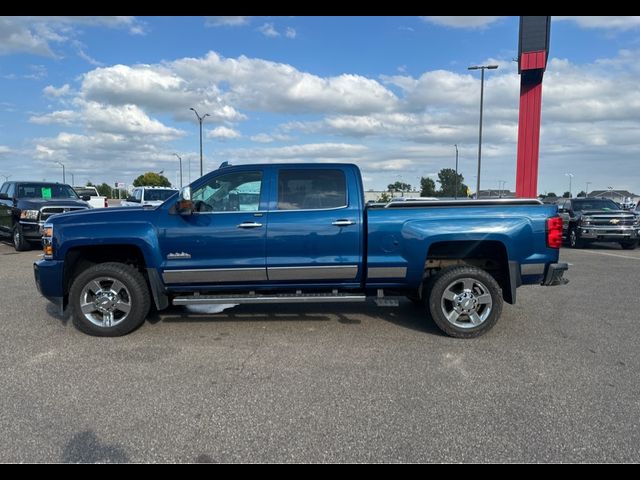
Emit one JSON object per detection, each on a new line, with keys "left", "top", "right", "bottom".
{"left": 162, "top": 267, "right": 267, "bottom": 284}
{"left": 267, "top": 265, "right": 358, "bottom": 281}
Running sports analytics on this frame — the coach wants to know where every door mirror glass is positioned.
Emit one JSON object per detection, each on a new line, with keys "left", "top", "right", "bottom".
{"left": 176, "top": 186, "right": 194, "bottom": 215}
{"left": 0, "top": 192, "right": 9, "bottom": 200}
{"left": 126, "top": 196, "right": 139, "bottom": 203}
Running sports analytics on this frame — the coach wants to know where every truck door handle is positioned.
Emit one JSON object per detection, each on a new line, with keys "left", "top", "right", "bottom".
{"left": 332, "top": 219, "right": 356, "bottom": 227}
{"left": 237, "top": 222, "right": 263, "bottom": 229}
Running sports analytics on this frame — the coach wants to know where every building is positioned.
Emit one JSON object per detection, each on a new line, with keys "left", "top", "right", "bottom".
{"left": 587, "top": 189, "right": 639, "bottom": 205}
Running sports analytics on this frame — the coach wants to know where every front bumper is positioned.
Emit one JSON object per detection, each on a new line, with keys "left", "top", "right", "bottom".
{"left": 542, "top": 262, "right": 569, "bottom": 286}
{"left": 19, "top": 220, "right": 44, "bottom": 241}
{"left": 33, "top": 259, "right": 65, "bottom": 307}
{"left": 578, "top": 225, "right": 639, "bottom": 241}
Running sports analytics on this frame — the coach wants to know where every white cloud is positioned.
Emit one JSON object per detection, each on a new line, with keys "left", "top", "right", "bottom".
{"left": 206, "top": 126, "right": 241, "bottom": 140}
{"left": 258, "top": 23, "right": 280, "bottom": 38}
{"left": 555, "top": 16, "right": 640, "bottom": 30}
{"left": 205, "top": 16, "right": 252, "bottom": 27}
{"left": 285, "top": 27, "right": 297, "bottom": 39}
{"left": 250, "top": 133, "right": 290, "bottom": 143}
{"left": 420, "top": 16, "right": 503, "bottom": 29}
{"left": 0, "top": 17, "right": 145, "bottom": 57}
{"left": 43, "top": 84, "right": 72, "bottom": 98}
{"left": 0, "top": 145, "right": 11, "bottom": 154}
{"left": 30, "top": 110, "right": 78, "bottom": 126}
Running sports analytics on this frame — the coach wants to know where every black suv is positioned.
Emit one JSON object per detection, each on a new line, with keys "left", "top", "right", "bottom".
{"left": 0, "top": 181, "right": 89, "bottom": 251}
{"left": 558, "top": 198, "right": 639, "bottom": 250}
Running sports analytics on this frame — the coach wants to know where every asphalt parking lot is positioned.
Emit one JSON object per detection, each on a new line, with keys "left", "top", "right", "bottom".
{"left": 1, "top": 242, "right": 639, "bottom": 463}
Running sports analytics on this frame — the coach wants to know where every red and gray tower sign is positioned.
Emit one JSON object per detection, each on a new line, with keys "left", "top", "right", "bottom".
{"left": 515, "top": 16, "right": 551, "bottom": 198}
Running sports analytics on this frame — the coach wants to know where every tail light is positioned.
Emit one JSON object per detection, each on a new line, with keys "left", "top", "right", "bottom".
{"left": 104, "top": 198, "right": 109, "bottom": 208}
{"left": 546, "top": 216, "right": 563, "bottom": 249}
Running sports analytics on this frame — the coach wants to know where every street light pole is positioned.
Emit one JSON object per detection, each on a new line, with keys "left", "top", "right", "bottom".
{"left": 190, "top": 108, "right": 210, "bottom": 178}
{"left": 56, "top": 161, "right": 65, "bottom": 184}
{"left": 454, "top": 144, "right": 459, "bottom": 200}
{"left": 468, "top": 64, "right": 498, "bottom": 199}
{"left": 565, "top": 173, "right": 574, "bottom": 198}
{"left": 585, "top": 181, "right": 592, "bottom": 197}
{"left": 174, "top": 153, "right": 183, "bottom": 188}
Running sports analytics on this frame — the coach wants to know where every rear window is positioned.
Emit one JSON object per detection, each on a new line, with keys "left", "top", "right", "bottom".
{"left": 74, "top": 187, "right": 98, "bottom": 197}
{"left": 277, "top": 169, "right": 346, "bottom": 210}
{"left": 144, "top": 189, "right": 177, "bottom": 202}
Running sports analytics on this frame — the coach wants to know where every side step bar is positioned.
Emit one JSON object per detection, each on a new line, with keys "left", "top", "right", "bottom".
{"left": 173, "top": 292, "right": 367, "bottom": 306}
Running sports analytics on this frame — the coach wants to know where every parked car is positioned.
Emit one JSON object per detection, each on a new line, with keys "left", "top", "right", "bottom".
{"left": 73, "top": 186, "right": 108, "bottom": 209}
{"left": 121, "top": 186, "right": 178, "bottom": 208}
{"left": 0, "top": 181, "right": 89, "bottom": 251}
{"left": 558, "top": 198, "right": 639, "bottom": 250}
{"left": 34, "top": 163, "right": 568, "bottom": 338}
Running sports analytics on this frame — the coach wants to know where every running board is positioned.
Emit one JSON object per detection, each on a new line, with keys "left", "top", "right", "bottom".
{"left": 172, "top": 292, "right": 366, "bottom": 306}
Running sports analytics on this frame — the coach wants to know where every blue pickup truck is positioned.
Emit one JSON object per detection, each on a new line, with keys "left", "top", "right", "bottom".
{"left": 34, "top": 163, "right": 568, "bottom": 338}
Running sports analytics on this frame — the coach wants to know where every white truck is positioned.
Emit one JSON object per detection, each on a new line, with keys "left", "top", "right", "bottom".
{"left": 73, "top": 186, "right": 108, "bottom": 209}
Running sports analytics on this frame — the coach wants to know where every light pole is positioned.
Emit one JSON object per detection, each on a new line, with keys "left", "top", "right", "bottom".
{"left": 174, "top": 153, "right": 183, "bottom": 188}
{"left": 585, "top": 181, "right": 592, "bottom": 197}
{"left": 454, "top": 144, "right": 459, "bottom": 200}
{"left": 565, "top": 173, "right": 574, "bottom": 198}
{"left": 190, "top": 107, "right": 210, "bottom": 178}
{"left": 468, "top": 64, "right": 498, "bottom": 200}
{"left": 497, "top": 180, "right": 507, "bottom": 198}
{"left": 56, "top": 161, "right": 66, "bottom": 184}
{"left": 71, "top": 173, "right": 75, "bottom": 186}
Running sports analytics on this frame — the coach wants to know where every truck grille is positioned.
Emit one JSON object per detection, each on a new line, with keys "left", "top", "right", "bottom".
{"left": 589, "top": 215, "right": 635, "bottom": 226}
{"left": 40, "top": 206, "right": 88, "bottom": 221}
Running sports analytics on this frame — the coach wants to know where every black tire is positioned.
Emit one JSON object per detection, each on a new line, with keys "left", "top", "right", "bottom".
{"left": 569, "top": 226, "right": 584, "bottom": 249}
{"left": 69, "top": 262, "right": 150, "bottom": 337}
{"left": 427, "top": 266, "right": 503, "bottom": 338}
{"left": 620, "top": 240, "right": 638, "bottom": 250}
{"left": 12, "top": 224, "right": 30, "bottom": 251}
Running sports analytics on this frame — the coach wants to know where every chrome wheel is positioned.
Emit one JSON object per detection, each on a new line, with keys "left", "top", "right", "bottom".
{"left": 569, "top": 229, "right": 577, "bottom": 247}
{"left": 440, "top": 277, "right": 493, "bottom": 329}
{"left": 13, "top": 229, "right": 20, "bottom": 247}
{"left": 79, "top": 277, "right": 132, "bottom": 328}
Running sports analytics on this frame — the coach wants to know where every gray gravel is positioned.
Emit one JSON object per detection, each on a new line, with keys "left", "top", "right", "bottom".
{"left": 0, "top": 241, "right": 639, "bottom": 463}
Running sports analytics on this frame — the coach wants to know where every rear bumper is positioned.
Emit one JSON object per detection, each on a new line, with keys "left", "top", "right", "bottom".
{"left": 542, "top": 262, "right": 569, "bottom": 286}
{"left": 33, "top": 259, "right": 65, "bottom": 306}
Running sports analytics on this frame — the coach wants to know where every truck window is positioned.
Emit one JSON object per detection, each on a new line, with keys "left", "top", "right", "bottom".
{"left": 192, "top": 171, "right": 262, "bottom": 212}
{"left": 277, "top": 169, "right": 346, "bottom": 210}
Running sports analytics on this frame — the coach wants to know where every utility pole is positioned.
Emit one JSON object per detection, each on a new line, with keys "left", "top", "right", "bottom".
{"left": 190, "top": 108, "right": 210, "bottom": 178}
{"left": 454, "top": 144, "right": 459, "bottom": 200}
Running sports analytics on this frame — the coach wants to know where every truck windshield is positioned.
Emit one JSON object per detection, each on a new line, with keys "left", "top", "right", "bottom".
{"left": 572, "top": 199, "right": 620, "bottom": 211}
{"left": 17, "top": 184, "right": 79, "bottom": 199}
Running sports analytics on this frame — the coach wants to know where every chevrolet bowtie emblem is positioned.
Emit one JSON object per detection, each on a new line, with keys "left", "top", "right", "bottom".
{"left": 610, "top": 219, "right": 620, "bottom": 224}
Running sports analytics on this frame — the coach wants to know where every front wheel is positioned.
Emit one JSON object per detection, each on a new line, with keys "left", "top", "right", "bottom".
{"left": 569, "top": 227, "right": 585, "bottom": 248}
{"left": 620, "top": 240, "right": 638, "bottom": 250}
{"left": 428, "top": 266, "right": 503, "bottom": 338}
{"left": 12, "top": 224, "right": 30, "bottom": 251}
{"left": 69, "top": 262, "right": 150, "bottom": 336}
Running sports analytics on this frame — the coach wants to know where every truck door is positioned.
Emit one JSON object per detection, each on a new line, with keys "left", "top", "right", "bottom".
{"left": 266, "top": 167, "right": 362, "bottom": 285}
{"left": 159, "top": 169, "right": 268, "bottom": 286}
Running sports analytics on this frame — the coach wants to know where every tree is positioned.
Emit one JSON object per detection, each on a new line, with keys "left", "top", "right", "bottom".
{"left": 546, "top": 192, "right": 557, "bottom": 198}
{"left": 96, "top": 183, "right": 113, "bottom": 198}
{"left": 562, "top": 191, "right": 571, "bottom": 198}
{"left": 576, "top": 190, "right": 586, "bottom": 198}
{"left": 420, "top": 177, "right": 437, "bottom": 197}
{"left": 387, "top": 181, "right": 412, "bottom": 195}
{"left": 133, "top": 172, "right": 172, "bottom": 187}
{"left": 437, "top": 168, "right": 468, "bottom": 198}
{"left": 377, "top": 192, "right": 392, "bottom": 203}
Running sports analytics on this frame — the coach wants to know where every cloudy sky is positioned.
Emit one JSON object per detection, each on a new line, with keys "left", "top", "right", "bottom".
{"left": 1, "top": 16, "right": 639, "bottom": 195}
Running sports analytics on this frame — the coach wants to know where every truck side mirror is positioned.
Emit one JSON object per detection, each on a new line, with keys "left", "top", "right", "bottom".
{"left": 176, "top": 186, "right": 194, "bottom": 215}
{"left": 0, "top": 192, "right": 9, "bottom": 200}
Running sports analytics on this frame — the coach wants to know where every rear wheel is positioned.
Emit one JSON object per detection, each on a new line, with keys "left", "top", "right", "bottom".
{"left": 428, "top": 266, "right": 503, "bottom": 338}
{"left": 69, "top": 262, "right": 150, "bottom": 336}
